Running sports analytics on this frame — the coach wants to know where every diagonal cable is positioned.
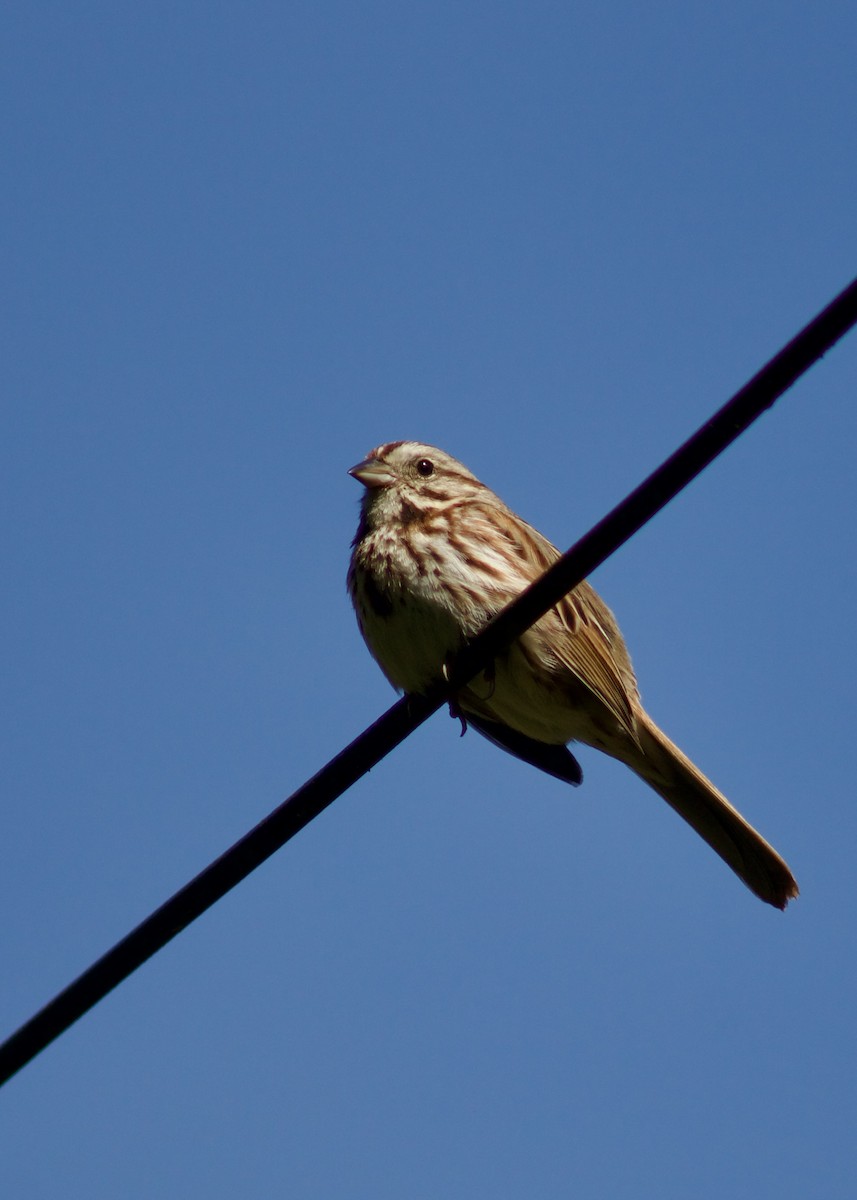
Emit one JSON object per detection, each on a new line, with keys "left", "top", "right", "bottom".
{"left": 1, "top": 275, "right": 856, "bottom": 1088}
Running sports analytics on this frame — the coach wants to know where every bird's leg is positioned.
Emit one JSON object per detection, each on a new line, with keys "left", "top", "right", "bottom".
{"left": 448, "top": 697, "right": 468, "bottom": 737}
{"left": 442, "top": 657, "right": 469, "bottom": 736}
{"left": 482, "top": 661, "right": 496, "bottom": 699}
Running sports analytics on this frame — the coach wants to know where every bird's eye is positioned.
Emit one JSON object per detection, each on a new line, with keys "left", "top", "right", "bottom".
{"left": 416, "top": 458, "right": 434, "bottom": 477}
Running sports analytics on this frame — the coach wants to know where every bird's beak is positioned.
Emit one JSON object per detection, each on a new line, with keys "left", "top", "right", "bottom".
{"left": 348, "top": 457, "right": 394, "bottom": 489}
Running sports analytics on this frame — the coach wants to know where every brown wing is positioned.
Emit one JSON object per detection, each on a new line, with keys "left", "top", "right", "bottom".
{"left": 552, "top": 580, "right": 639, "bottom": 737}
{"left": 509, "top": 514, "right": 640, "bottom": 739}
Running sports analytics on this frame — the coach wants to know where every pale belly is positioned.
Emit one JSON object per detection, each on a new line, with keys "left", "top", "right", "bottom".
{"left": 358, "top": 584, "right": 625, "bottom": 752}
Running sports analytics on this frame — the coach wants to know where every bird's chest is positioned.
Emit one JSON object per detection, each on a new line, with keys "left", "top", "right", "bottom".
{"left": 353, "top": 570, "right": 463, "bottom": 693}
{"left": 350, "top": 531, "right": 467, "bottom": 693}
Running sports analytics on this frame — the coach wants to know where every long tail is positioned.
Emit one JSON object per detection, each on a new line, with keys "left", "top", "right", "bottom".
{"left": 628, "top": 710, "right": 798, "bottom": 909}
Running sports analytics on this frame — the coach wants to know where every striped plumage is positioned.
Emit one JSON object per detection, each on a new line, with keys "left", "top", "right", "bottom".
{"left": 347, "top": 440, "right": 798, "bottom": 909}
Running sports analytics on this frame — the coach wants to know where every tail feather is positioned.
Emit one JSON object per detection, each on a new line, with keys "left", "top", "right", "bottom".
{"left": 630, "top": 711, "right": 798, "bottom": 909}
{"left": 466, "top": 714, "right": 583, "bottom": 786}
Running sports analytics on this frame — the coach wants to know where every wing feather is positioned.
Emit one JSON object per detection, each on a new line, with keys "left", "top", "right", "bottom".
{"left": 486, "top": 507, "right": 640, "bottom": 739}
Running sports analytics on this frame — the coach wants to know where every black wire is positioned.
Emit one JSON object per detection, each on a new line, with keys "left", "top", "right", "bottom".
{"left": 2, "top": 275, "right": 856, "bottom": 1088}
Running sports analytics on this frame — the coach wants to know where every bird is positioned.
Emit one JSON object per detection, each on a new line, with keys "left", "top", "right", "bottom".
{"left": 347, "top": 440, "right": 798, "bottom": 909}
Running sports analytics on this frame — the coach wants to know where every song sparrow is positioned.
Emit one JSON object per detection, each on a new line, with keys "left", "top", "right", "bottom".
{"left": 347, "top": 440, "right": 798, "bottom": 909}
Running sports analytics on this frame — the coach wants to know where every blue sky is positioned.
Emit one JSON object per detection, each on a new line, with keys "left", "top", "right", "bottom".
{"left": 2, "top": 3, "right": 857, "bottom": 1195}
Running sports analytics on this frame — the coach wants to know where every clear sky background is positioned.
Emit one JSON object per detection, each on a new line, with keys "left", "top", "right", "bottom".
{"left": 2, "top": 3, "right": 857, "bottom": 1196}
